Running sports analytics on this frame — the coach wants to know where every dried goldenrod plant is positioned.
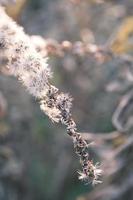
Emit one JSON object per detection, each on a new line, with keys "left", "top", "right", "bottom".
{"left": 0, "top": 6, "right": 102, "bottom": 185}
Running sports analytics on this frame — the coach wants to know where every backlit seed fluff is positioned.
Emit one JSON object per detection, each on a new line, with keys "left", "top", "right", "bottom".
{"left": 0, "top": 7, "right": 51, "bottom": 98}
{"left": 40, "top": 103, "right": 61, "bottom": 123}
{"left": 0, "top": 6, "right": 102, "bottom": 185}
{"left": 56, "top": 93, "right": 73, "bottom": 112}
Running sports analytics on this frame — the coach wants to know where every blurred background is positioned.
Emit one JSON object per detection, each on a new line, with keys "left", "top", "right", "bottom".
{"left": 0, "top": 0, "right": 133, "bottom": 200}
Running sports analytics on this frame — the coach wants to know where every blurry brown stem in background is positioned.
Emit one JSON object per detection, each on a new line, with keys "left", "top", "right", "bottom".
{"left": 31, "top": 36, "right": 133, "bottom": 67}
{"left": 31, "top": 35, "right": 113, "bottom": 63}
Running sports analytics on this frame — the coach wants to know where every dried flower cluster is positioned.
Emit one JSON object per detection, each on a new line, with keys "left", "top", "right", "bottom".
{"left": 0, "top": 6, "right": 102, "bottom": 185}
{"left": 31, "top": 35, "right": 112, "bottom": 63}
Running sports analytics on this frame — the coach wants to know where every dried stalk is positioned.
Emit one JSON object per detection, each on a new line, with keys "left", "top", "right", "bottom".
{"left": 0, "top": 6, "right": 102, "bottom": 185}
